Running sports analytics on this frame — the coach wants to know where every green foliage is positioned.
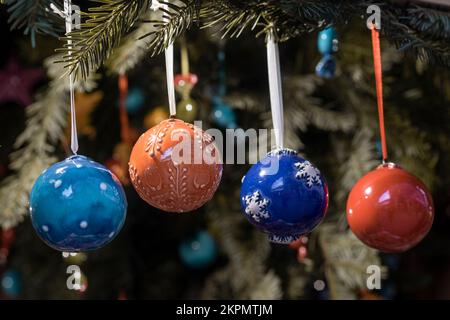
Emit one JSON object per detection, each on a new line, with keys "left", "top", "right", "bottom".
{"left": 58, "top": 0, "right": 150, "bottom": 79}
{"left": 5, "top": 0, "right": 63, "bottom": 47}
{"left": 141, "top": 0, "right": 200, "bottom": 56}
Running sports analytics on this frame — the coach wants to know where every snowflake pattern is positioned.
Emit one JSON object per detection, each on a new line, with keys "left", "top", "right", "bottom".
{"left": 268, "top": 234, "right": 302, "bottom": 244}
{"left": 295, "top": 161, "right": 322, "bottom": 188}
{"left": 244, "top": 191, "right": 270, "bottom": 222}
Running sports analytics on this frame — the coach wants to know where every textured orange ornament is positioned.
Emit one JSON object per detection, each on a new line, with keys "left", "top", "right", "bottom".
{"left": 129, "top": 118, "right": 222, "bottom": 213}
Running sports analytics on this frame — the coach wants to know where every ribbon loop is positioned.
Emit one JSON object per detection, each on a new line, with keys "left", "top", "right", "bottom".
{"left": 371, "top": 26, "right": 388, "bottom": 162}
{"left": 266, "top": 32, "right": 284, "bottom": 149}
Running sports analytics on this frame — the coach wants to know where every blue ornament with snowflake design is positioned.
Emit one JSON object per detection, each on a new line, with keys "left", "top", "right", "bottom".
{"left": 240, "top": 149, "right": 328, "bottom": 244}
{"left": 30, "top": 155, "right": 127, "bottom": 252}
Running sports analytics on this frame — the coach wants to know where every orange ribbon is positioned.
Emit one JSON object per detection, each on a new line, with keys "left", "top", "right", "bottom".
{"left": 371, "top": 26, "right": 388, "bottom": 162}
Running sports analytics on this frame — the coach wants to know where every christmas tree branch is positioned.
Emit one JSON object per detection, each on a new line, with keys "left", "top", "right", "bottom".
{"left": 0, "top": 55, "right": 98, "bottom": 229}
{"left": 58, "top": 0, "right": 150, "bottom": 79}
{"left": 5, "top": 0, "right": 63, "bottom": 46}
{"left": 140, "top": 0, "right": 200, "bottom": 56}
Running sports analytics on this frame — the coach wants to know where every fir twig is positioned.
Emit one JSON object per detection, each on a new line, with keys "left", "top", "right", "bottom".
{"left": 5, "top": 0, "right": 63, "bottom": 46}
{"left": 58, "top": 0, "right": 150, "bottom": 79}
{"left": 140, "top": 0, "right": 200, "bottom": 56}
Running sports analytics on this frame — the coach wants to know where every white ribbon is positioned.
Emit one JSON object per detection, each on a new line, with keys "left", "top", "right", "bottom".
{"left": 266, "top": 33, "right": 284, "bottom": 149}
{"left": 64, "top": 0, "right": 78, "bottom": 154}
{"left": 162, "top": 2, "right": 177, "bottom": 117}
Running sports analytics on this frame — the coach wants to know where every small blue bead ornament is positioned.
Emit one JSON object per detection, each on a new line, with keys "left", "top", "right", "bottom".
{"left": 1, "top": 269, "right": 22, "bottom": 298}
{"left": 179, "top": 231, "right": 217, "bottom": 268}
{"left": 316, "top": 26, "right": 338, "bottom": 78}
{"left": 30, "top": 155, "right": 127, "bottom": 252}
{"left": 116, "top": 87, "right": 145, "bottom": 114}
{"left": 315, "top": 54, "right": 336, "bottom": 79}
{"left": 240, "top": 149, "right": 329, "bottom": 244}
{"left": 212, "top": 97, "right": 237, "bottom": 129}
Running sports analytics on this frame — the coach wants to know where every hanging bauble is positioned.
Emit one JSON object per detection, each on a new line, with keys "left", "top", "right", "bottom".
{"left": 144, "top": 106, "right": 169, "bottom": 129}
{"left": 240, "top": 149, "right": 328, "bottom": 243}
{"left": 1, "top": 269, "right": 22, "bottom": 298}
{"left": 211, "top": 97, "right": 237, "bottom": 129}
{"left": 317, "top": 27, "right": 338, "bottom": 55}
{"left": 315, "top": 54, "right": 336, "bottom": 79}
{"left": 347, "top": 163, "right": 434, "bottom": 253}
{"left": 179, "top": 231, "right": 217, "bottom": 268}
{"left": 176, "top": 98, "right": 199, "bottom": 123}
{"left": 29, "top": 155, "right": 127, "bottom": 252}
{"left": 129, "top": 118, "right": 222, "bottom": 212}
{"left": 116, "top": 87, "right": 145, "bottom": 115}
{"left": 316, "top": 26, "right": 338, "bottom": 79}
{"left": 174, "top": 73, "right": 198, "bottom": 94}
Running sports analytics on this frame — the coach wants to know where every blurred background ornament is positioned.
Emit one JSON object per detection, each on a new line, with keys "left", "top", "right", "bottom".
{"left": 116, "top": 87, "right": 145, "bottom": 115}
{"left": 315, "top": 26, "right": 338, "bottom": 79}
{"left": 144, "top": 106, "right": 169, "bottom": 129}
{"left": 1, "top": 268, "right": 22, "bottom": 298}
{"left": 174, "top": 37, "right": 199, "bottom": 123}
{"left": 62, "top": 252, "right": 88, "bottom": 265}
{"left": 176, "top": 97, "right": 198, "bottom": 123}
{"left": 106, "top": 142, "right": 134, "bottom": 186}
{"left": 0, "top": 57, "right": 44, "bottom": 106}
{"left": 0, "top": 228, "right": 15, "bottom": 266}
{"left": 211, "top": 48, "right": 237, "bottom": 129}
{"left": 64, "top": 91, "right": 103, "bottom": 142}
{"left": 179, "top": 231, "right": 217, "bottom": 269}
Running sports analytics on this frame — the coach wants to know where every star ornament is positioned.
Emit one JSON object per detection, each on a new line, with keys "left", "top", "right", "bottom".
{"left": 0, "top": 58, "right": 44, "bottom": 107}
{"left": 64, "top": 91, "right": 104, "bottom": 141}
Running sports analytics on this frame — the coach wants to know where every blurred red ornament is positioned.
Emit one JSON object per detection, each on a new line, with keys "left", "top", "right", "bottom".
{"left": 289, "top": 236, "right": 308, "bottom": 250}
{"left": 347, "top": 163, "right": 434, "bottom": 253}
{"left": 0, "top": 229, "right": 15, "bottom": 266}
{"left": 359, "top": 289, "right": 383, "bottom": 300}
{"left": 0, "top": 58, "right": 43, "bottom": 106}
{"left": 297, "top": 246, "right": 308, "bottom": 262}
{"left": 0, "top": 163, "right": 7, "bottom": 178}
{"left": 174, "top": 73, "right": 198, "bottom": 89}
{"left": 128, "top": 118, "right": 222, "bottom": 213}
{"left": 117, "top": 289, "right": 127, "bottom": 300}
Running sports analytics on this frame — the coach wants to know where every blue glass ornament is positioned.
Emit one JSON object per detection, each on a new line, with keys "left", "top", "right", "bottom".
{"left": 240, "top": 149, "right": 328, "bottom": 244}
{"left": 317, "top": 27, "right": 338, "bottom": 55}
{"left": 315, "top": 54, "right": 337, "bottom": 79}
{"left": 1, "top": 269, "right": 22, "bottom": 298}
{"left": 179, "top": 231, "right": 217, "bottom": 268}
{"left": 116, "top": 87, "right": 145, "bottom": 114}
{"left": 212, "top": 97, "right": 237, "bottom": 129}
{"left": 30, "top": 155, "right": 127, "bottom": 252}
{"left": 316, "top": 26, "right": 338, "bottom": 79}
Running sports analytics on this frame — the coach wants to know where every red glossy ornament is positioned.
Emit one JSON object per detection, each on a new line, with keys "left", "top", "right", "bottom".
{"left": 128, "top": 118, "right": 222, "bottom": 213}
{"left": 347, "top": 163, "right": 434, "bottom": 253}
